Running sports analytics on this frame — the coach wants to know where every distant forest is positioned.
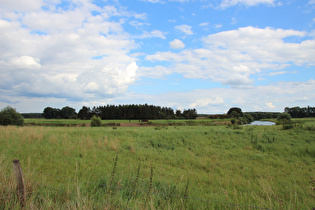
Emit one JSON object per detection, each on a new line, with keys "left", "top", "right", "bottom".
{"left": 77, "top": 104, "right": 197, "bottom": 120}
{"left": 284, "top": 106, "right": 315, "bottom": 118}
{"left": 20, "top": 105, "right": 315, "bottom": 120}
{"left": 208, "top": 112, "right": 280, "bottom": 120}
{"left": 34, "top": 104, "right": 198, "bottom": 120}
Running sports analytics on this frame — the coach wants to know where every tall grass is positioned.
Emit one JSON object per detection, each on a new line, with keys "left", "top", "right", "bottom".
{"left": 0, "top": 119, "right": 314, "bottom": 209}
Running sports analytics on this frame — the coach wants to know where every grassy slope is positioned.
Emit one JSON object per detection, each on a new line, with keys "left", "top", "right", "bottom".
{"left": 1, "top": 119, "right": 314, "bottom": 209}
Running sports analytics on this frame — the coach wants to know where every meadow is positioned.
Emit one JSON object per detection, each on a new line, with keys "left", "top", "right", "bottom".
{"left": 23, "top": 118, "right": 231, "bottom": 127}
{"left": 1, "top": 118, "right": 314, "bottom": 209}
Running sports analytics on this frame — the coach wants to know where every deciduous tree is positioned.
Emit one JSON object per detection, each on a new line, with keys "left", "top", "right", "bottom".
{"left": 0, "top": 106, "right": 24, "bottom": 126}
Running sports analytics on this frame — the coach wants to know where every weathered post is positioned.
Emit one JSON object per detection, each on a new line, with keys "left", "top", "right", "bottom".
{"left": 13, "top": 159, "right": 26, "bottom": 206}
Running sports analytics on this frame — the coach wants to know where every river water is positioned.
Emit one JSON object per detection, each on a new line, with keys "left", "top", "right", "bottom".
{"left": 244, "top": 121, "right": 276, "bottom": 126}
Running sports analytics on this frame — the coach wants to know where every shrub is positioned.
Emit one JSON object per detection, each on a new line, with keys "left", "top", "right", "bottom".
{"left": 91, "top": 115, "right": 102, "bottom": 127}
{"left": 0, "top": 106, "right": 24, "bottom": 126}
{"left": 277, "top": 112, "right": 291, "bottom": 121}
{"left": 243, "top": 114, "right": 254, "bottom": 124}
{"left": 282, "top": 123, "right": 294, "bottom": 130}
{"left": 277, "top": 112, "right": 293, "bottom": 129}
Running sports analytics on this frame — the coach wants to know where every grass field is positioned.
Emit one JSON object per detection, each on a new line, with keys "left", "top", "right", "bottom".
{"left": 1, "top": 118, "right": 314, "bottom": 209}
{"left": 24, "top": 118, "right": 231, "bottom": 126}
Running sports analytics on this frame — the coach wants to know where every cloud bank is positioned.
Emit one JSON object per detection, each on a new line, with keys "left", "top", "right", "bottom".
{"left": 0, "top": 0, "right": 314, "bottom": 114}
{"left": 0, "top": 1, "right": 139, "bottom": 103}
{"left": 144, "top": 27, "right": 315, "bottom": 86}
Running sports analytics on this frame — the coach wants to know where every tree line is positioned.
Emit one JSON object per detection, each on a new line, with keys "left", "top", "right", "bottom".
{"left": 284, "top": 106, "right": 315, "bottom": 118}
{"left": 30, "top": 105, "right": 315, "bottom": 120}
{"left": 41, "top": 104, "right": 198, "bottom": 120}
{"left": 208, "top": 111, "right": 279, "bottom": 121}
{"left": 21, "top": 113, "right": 43, "bottom": 118}
{"left": 43, "top": 106, "right": 77, "bottom": 119}
{"left": 78, "top": 104, "right": 197, "bottom": 120}
{"left": 243, "top": 112, "right": 279, "bottom": 120}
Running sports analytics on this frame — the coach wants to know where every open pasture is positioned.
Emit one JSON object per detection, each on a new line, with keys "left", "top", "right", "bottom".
{"left": 1, "top": 119, "right": 314, "bottom": 209}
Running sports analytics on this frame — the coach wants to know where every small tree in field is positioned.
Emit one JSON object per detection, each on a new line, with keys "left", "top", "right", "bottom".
{"left": 0, "top": 106, "right": 24, "bottom": 126}
{"left": 91, "top": 115, "right": 102, "bottom": 127}
{"left": 277, "top": 112, "right": 293, "bottom": 129}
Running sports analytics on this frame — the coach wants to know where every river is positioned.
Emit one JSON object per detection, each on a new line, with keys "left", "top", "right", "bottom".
{"left": 244, "top": 121, "right": 276, "bottom": 126}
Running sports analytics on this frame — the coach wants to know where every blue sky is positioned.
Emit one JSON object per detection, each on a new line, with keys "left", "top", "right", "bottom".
{"left": 0, "top": 0, "right": 314, "bottom": 114}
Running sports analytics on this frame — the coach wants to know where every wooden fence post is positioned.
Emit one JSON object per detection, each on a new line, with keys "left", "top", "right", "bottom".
{"left": 13, "top": 159, "right": 26, "bottom": 206}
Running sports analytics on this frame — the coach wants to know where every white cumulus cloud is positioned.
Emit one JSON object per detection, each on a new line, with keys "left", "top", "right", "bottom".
{"left": 266, "top": 102, "right": 276, "bottom": 108}
{"left": 0, "top": 0, "right": 43, "bottom": 12}
{"left": 134, "top": 30, "right": 166, "bottom": 39}
{"left": 0, "top": 0, "right": 140, "bottom": 102}
{"left": 169, "top": 39, "right": 185, "bottom": 49}
{"left": 9, "top": 56, "right": 41, "bottom": 69}
{"left": 175, "top": 24, "right": 193, "bottom": 35}
{"left": 145, "top": 26, "right": 315, "bottom": 86}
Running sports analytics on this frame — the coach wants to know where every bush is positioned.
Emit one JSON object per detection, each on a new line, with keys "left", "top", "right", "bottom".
{"left": 277, "top": 112, "right": 291, "bottom": 121}
{"left": 282, "top": 123, "right": 294, "bottom": 130}
{"left": 277, "top": 112, "right": 293, "bottom": 130}
{"left": 243, "top": 114, "right": 254, "bottom": 124}
{"left": 91, "top": 115, "right": 102, "bottom": 127}
{"left": 0, "top": 106, "right": 24, "bottom": 126}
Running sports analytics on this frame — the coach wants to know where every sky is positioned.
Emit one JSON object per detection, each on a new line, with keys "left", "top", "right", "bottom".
{"left": 0, "top": 0, "right": 314, "bottom": 114}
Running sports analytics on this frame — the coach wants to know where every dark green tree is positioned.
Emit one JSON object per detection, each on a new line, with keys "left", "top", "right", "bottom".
{"left": 43, "top": 107, "right": 60, "bottom": 119}
{"left": 60, "top": 106, "right": 77, "bottom": 119}
{"left": 182, "top": 109, "right": 197, "bottom": 119}
{"left": 0, "top": 106, "right": 24, "bottom": 126}
{"left": 227, "top": 107, "right": 243, "bottom": 118}
{"left": 230, "top": 111, "right": 240, "bottom": 118}
{"left": 78, "top": 106, "right": 92, "bottom": 119}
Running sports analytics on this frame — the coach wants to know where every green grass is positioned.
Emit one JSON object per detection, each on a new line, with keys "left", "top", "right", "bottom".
{"left": 24, "top": 118, "right": 89, "bottom": 125}
{"left": 24, "top": 118, "right": 231, "bottom": 126}
{"left": 1, "top": 119, "right": 315, "bottom": 209}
